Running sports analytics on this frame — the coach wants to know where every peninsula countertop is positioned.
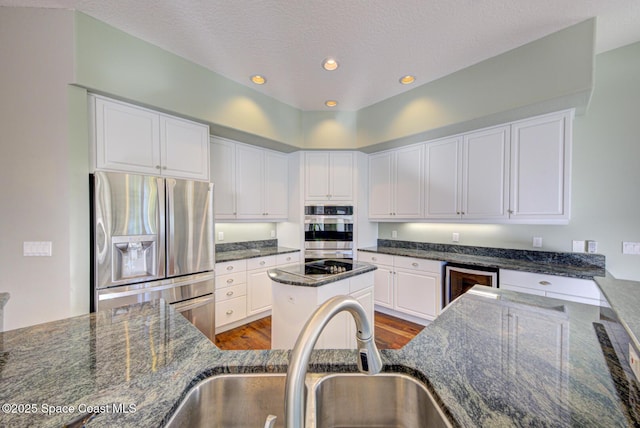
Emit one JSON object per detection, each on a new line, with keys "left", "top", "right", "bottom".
{"left": 1, "top": 283, "right": 638, "bottom": 427}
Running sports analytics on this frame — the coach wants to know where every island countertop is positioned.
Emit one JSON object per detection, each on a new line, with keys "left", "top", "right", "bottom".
{"left": 267, "top": 259, "right": 377, "bottom": 287}
{"left": 0, "top": 285, "right": 638, "bottom": 426}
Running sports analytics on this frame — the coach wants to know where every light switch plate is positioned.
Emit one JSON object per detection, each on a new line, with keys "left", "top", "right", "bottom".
{"left": 452, "top": 232, "right": 460, "bottom": 242}
{"left": 217, "top": 231, "right": 224, "bottom": 241}
{"left": 623, "top": 242, "right": 640, "bottom": 255}
{"left": 23, "top": 241, "right": 52, "bottom": 256}
{"left": 532, "top": 237, "right": 543, "bottom": 248}
{"left": 391, "top": 230, "right": 397, "bottom": 238}
{"left": 572, "top": 240, "right": 586, "bottom": 253}
{"left": 587, "top": 240, "right": 598, "bottom": 253}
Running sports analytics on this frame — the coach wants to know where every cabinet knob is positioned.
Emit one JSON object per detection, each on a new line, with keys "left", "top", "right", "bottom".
{"left": 539, "top": 281, "right": 551, "bottom": 286}
{"left": 226, "top": 278, "right": 234, "bottom": 284}
{"left": 226, "top": 266, "right": 234, "bottom": 271}
{"left": 260, "top": 261, "right": 266, "bottom": 266}
{"left": 155, "top": 165, "right": 161, "bottom": 169}
{"left": 412, "top": 262, "right": 419, "bottom": 267}
{"left": 226, "top": 291, "right": 234, "bottom": 296}
{"left": 461, "top": 211, "right": 465, "bottom": 215}
{"left": 162, "top": 166, "right": 167, "bottom": 170}
{"left": 286, "top": 257, "right": 291, "bottom": 261}
{"left": 226, "top": 310, "right": 234, "bottom": 315}
{"left": 372, "top": 257, "right": 377, "bottom": 261}
{"left": 456, "top": 211, "right": 460, "bottom": 215}
{"left": 508, "top": 210, "right": 514, "bottom": 214}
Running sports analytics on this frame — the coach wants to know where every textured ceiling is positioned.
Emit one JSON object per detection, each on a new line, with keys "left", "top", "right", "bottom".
{"left": 3, "top": 1, "right": 640, "bottom": 111}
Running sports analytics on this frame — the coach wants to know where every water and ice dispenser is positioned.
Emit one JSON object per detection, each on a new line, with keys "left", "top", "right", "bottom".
{"left": 111, "top": 235, "right": 159, "bottom": 282}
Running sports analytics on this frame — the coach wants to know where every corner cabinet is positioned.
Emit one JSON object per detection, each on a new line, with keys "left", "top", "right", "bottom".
{"left": 304, "top": 152, "right": 354, "bottom": 202}
{"left": 210, "top": 137, "right": 289, "bottom": 221}
{"left": 91, "top": 94, "right": 210, "bottom": 181}
{"left": 369, "top": 144, "right": 424, "bottom": 219}
{"left": 508, "top": 111, "right": 572, "bottom": 222}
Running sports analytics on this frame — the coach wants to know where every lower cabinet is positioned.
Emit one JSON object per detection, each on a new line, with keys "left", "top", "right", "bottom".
{"left": 499, "top": 269, "right": 603, "bottom": 306}
{"left": 215, "top": 252, "right": 300, "bottom": 333}
{"left": 271, "top": 272, "right": 375, "bottom": 349}
{"left": 358, "top": 251, "right": 443, "bottom": 324}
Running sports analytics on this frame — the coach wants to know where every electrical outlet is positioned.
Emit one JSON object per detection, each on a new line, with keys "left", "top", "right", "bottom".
{"left": 572, "top": 240, "right": 586, "bottom": 253}
{"left": 270, "top": 230, "right": 276, "bottom": 238}
{"left": 630, "top": 344, "right": 640, "bottom": 381}
{"left": 533, "top": 237, "right": 543, "bottom": 248}
{"left": 217, "top": 231, "right": 224, "bottom": 241}
{"left": 391, "top": 230, "right": 397, "bottom": 238}
{"left": 587, "top": 240, "right": 598, "bottom": 253}
{"left": 452, "top": 232, "right": 460, "bottom": 242}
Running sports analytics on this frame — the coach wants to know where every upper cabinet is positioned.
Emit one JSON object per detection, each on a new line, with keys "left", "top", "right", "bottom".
{"left": 210, "top": 136, "right": 288, "bottom": 221}
{"left": 304, "top": 152, "right": 354, "bottom": 202}
{"left": 369, "top": 144, "right": 424, "bottom": 219}
{"left": 372, "top": 110, "right": 572, "bottom": 224}
{"left": 509, "top": 111, "right": 572, "bottom": 222}
{"left": 91, "top": 94, "right": 210, "bottom": 181}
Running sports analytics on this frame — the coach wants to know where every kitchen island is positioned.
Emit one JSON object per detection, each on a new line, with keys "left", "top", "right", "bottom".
{"left": 268, "top": 259, "right": 377, "bottom": 349}
{"left": 0, "top": 277, "right": 638, "bottom": 427}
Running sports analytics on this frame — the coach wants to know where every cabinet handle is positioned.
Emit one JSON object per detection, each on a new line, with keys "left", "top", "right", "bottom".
{"left": 162, "top": 166, "right": 167, "bottom": 170}
{"left": 508, "top": 210, "right": 514, "bottom": 214}
{"left": 412, "top": 262, "right": 419, "bottom": 267}
{"left": 456, "top": 211, "right": 460, "bottom": 215}
{"left": 226, "top": 291, "right": 234, "bottom": 296}
{"left": 539, "top": 281, "right": 551, "bottom": 286}
{"left": 260, "top": 261, "right": 266, "bottom": 266}
{"left": 226, "top": 310, "right": 234, "bottom": 315}
{"left": 155, "top": 165, "right": 161, "bottom": 169}
{"left": 226, "top": 266, "right": 234, "bottom": 271}
{"left": 286, "top": 257, "right": 291, "bottom": 261}
{"left": 461, "top": 211, "right": 465, "bottom": 215}
{"left": 226, "top": 278, "right": 234, "bottom": 284}
{"left": 372, "top": 257, "right": 377, "bottom": 261}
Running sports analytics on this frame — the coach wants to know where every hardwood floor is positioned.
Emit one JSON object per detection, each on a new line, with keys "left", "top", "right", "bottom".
{"left": 215, "top": 311, "right": 424, "bottom": 350}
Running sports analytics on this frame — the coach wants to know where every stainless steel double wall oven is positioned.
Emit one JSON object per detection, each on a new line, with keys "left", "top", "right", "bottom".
{"left": 304, "top": 205, "right": 354, "bottom": 262}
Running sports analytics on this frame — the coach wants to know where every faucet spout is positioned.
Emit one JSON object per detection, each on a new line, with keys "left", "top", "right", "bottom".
{"left": 284, "top": 295, "right": 383, "bottom": 428}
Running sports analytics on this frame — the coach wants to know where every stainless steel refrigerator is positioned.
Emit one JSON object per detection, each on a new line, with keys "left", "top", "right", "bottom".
{"left": 90, "top": 171, "right": 216, "bottom": 341}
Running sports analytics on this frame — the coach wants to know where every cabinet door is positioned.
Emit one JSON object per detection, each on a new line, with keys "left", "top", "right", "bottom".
{"left": 348, "top": 287, "right": 375, "bottom": 348}
{"left": 94, "top": 96, "right": 160, "bottom": 174}
{"left": 461, "top": 126, "right": 510, "bottom": 219}
{"left": 424, "top": 137, "right": 461, "bottom": 219}
{"left": 210, "top": 137, "right": 237, "bottom": 219}
{"left": 236, "top": 145, "right": 265, "bottom": 218}
{"left": 329, "top": 152, "right": 354, "bottom": 201}
{"left": 246, "top": 268, "right": 272, "bottom": 315}
{"left": 304, "top": 152, "right": 330, "bottom": 201}
{"left": 160, "top": 115, "right": 210, "bottom": 180}
{"left": 264, "top": 151, "right": 289, "bottom": 219}
{"left": 395, "top": 269, "right": 440, "bottom": 320}
{"left": 373, "top": 265, "right": 393, "bottom": 308}
{"left": 368, "top": 152, "right": 394, "bottom": 219}
{"left": 394, "top": 145, "right": 424, "bottom": 218}
{"left": 510, "top": 111, "right": 571, "bottom": 222}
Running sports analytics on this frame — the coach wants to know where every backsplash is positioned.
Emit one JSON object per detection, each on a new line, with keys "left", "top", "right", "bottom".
{"left": 216, "top": 239, "right": 278, "bottom": 253}
{"left": 377, "top": 239, "right": 606, "bottom": 269}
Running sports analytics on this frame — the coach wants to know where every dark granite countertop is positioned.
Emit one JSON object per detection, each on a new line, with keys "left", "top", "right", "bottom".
{"left": 595, "top": 272, "right": 640, "bottom": 353}
{"left": 268, "top": 261, "right": 377, "bottom": 287}
{"left": 216, "top": 246, "right": 299, "bottom": 263}
{"left": 359, "top": 242, "right": 606, "bottom": 279}
{"left": 1, "top": 284, "right": 638, "bottom": 427}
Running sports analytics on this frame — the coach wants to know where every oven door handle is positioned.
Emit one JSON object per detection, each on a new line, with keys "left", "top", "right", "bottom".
{"left": 304, "top": 217, "right": 353, "bottom": 224}
{"left": 172, "top": 294, "right": 215, "bottom": 313}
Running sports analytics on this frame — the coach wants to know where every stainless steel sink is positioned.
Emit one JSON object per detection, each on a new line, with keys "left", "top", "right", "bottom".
{"left": 165, "top": 372, "right": 451, "bottom": 427}
{"left": 313, "top": 373, "right": 452, "bottom": 428}
{"left": 165, "top": 373, "right": 286, "bottom": 427}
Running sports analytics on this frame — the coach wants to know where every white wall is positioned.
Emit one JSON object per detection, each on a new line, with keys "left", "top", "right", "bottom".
{"left": 0, "top": 7, "right": 88, "bottom": 330}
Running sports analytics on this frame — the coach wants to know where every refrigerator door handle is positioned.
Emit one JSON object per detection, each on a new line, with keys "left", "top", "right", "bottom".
{"left": 166, "top": 178, "right": 176, "bottom": 276}
{"left": 172, "top": 294, "right": 215, "bottom": 313}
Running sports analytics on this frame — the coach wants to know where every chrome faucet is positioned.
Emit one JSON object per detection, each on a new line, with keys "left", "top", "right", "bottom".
{"left": 284, "top": 295, "right": 383, "bottom": 428}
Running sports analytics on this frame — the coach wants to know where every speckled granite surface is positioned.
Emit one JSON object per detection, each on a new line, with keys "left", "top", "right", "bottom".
{"left": 215, "top": 239, "right": 299, "bottom": 263}
{"left": 1, "top": 287, "right": 638, "bottom": 426}
{"left": 268, "top": 261, "right": 377, "bottom": 287}
{"left": 360, "top": 240, "right": 606, "bottom": 279}
{"left": 595, "top": 273, "right": 640, "bottom": 353}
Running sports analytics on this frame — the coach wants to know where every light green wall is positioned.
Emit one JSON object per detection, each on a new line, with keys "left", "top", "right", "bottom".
{"left": 74, "top": 12, "right": 303, "bottom": 150}
{"left": 357, "top": 18, "right": 595, "bottom": 151}
{"left": 379, "top": 41, "right": 640, "bottom": 281}
{"left": 215, "top": 223, "right": 276, "bottom": 244}
{"left": 302, "top": 111, "right": 358, "bottom": 149}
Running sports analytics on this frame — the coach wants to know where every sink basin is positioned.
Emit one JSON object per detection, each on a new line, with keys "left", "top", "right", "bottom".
{"left": 313, "top": 373, "right": 452, "bottom": 428}
{"left": 165, "top": 372, "right": 451, "bottom": 428}
{"left": 165, "top": 373, "right": 286, "bottom": 427}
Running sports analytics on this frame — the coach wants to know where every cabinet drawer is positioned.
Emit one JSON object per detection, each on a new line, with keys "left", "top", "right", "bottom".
{"left": 358, "top": 251, "right": 393, "bottom": 266}
{"left": 350, "top": 272, "right": 374, "bottom": 293}
{"left": 247, "top": 255, "right": 276, "bottom": 271}
{"left": 500, "top": 269, "right": 600, "bottom": 300}
{"left": 215, "top": 271, "right": 246, "bottom": 290}
{"left": 215, "top": 283, "right": 247, "bottom": 302}
{"left": 394, "top": 256, "right": 442, "bottom": 273}
{"left": 215, "top": 297, "right": 247, "bottom": 326}
{"left": 216, "top": 259, "right": 247, "bottom": 274}
{"left": 277, "top": 252, "right": 300, "bottom": 266}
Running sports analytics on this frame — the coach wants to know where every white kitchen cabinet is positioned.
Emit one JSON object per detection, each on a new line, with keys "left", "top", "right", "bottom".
{"left": 358, "top": 251, "right": 443, "bottom": 323}
{"left": 304, "top": 152, "right": 354, "bottom": 202}
{"left": 92, "top": 95, "right": 209, "bottom": 180}
{"left": 424, "top": 126, "right": 510, "bottom": 220}
{"left": 235, "top": 144, "right": 288, "bottom": 220}
{"left": 246, "top": 256, "right": 277, "bottom": 316}
{"left": 369, "top": 145, "right": 423, "bottom": 219}
{"left": 509, "top": 110, "right": 572, "bottom": 223}
{"left": 499, "top": 269, "right": 602, "bottom": 306}
{"left": 271, "top": 272, "right": 374, "bottom": 349}
{"left": 210, "top": 137, "right": 236, "bottom": 219}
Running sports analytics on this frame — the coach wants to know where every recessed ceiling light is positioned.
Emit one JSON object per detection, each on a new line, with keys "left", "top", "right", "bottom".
{"left": 250, "top": 75, "right": 266, "bottom": 85}
{"left": 325, "top": 100, "right": 338, "bottom": 107}
{"left": 322, "top": 58, "right": 339, "bottom": 71}
{"left": 399, "top": 75, "right": 416, "bottom": 85}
